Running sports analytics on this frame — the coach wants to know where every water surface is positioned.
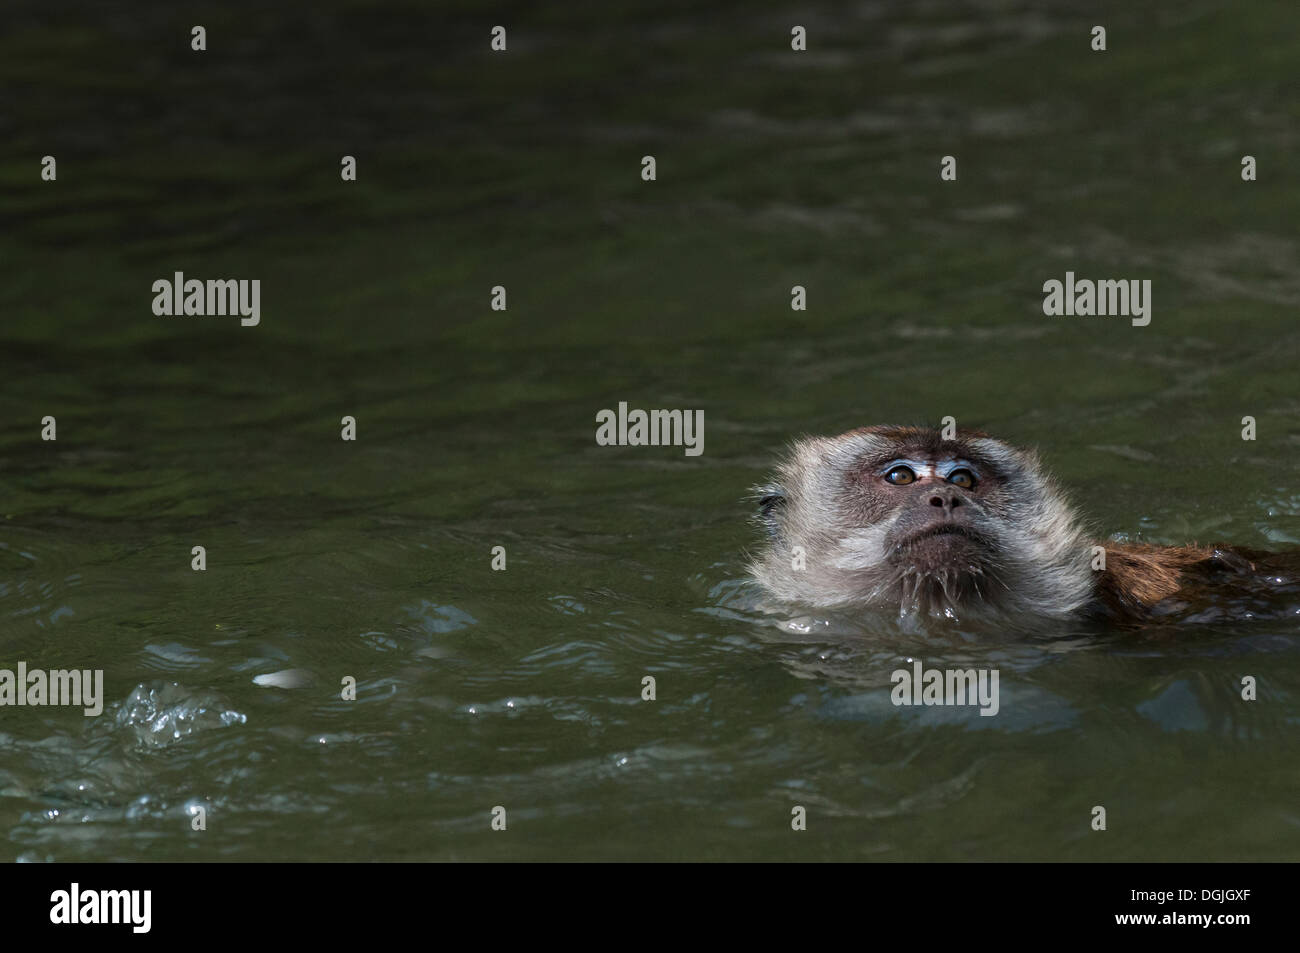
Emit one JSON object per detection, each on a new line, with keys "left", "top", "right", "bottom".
{"left": 1, "top": 0, "right": 1298, "bottom": 861}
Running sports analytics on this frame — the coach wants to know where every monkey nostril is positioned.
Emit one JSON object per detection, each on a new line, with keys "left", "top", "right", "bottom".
{"left": 929, "top": 495, "right": 945, "bottom": 508}
{"left": 930, "top": 492, "right": 962, "bottom": 509}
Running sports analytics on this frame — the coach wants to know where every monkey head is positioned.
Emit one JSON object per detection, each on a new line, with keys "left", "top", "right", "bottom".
{"left": 750, "top": 425, "right": 1095, "bottom": 621}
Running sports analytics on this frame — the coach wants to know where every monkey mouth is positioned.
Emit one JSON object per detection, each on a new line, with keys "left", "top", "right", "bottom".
{"left": 894, "top": 523, "right": 987, "bottom": 555}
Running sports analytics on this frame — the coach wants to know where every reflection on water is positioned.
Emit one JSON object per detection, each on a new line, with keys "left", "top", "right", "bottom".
{"left": 1, "top": 0, "right": 1298, "bottom": 861}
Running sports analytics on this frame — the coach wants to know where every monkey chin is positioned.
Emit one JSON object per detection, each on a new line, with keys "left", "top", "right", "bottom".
{"left": 886, "top": 527, "right": 1002, "bottom": 621}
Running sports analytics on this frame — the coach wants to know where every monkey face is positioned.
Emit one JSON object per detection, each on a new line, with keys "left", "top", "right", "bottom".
{"left": 752, "top": 426, "right": 1094, "bottom": 621}
{"left": 874, "top": 459, "right": 994, "bottom": 580}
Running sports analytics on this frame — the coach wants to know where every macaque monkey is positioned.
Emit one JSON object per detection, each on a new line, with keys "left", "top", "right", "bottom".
{"left": 750, "top": 425, "right": 1298, "bottom": 625}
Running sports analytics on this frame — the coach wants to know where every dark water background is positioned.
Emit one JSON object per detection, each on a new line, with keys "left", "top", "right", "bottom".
{"left": 1, "top": 0, "right": 1298, "bottom": 860}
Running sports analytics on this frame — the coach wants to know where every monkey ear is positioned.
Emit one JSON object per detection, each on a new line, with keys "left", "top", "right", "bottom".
{"left": 755, "top": 485, "right": 787, "bottom": 538}
{"left": 756, "top": 485, "right": 786, "bottom": 514}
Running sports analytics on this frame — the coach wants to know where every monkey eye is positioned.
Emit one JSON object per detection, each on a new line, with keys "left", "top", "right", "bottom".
{"left": 947, "top": 468, "right": 976, "bottom": 489}
{"left": 884, "top": 465, "right": 916, "bottom": 485}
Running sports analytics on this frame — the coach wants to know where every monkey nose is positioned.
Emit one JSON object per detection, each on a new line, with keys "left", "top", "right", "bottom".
{"left": 928, "top": 488, "right": 963, "bottom": 511}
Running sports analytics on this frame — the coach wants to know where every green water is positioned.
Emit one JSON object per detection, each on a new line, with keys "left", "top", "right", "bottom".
{"left": 1, "top": 0, "right": 1298, "bottom": 861}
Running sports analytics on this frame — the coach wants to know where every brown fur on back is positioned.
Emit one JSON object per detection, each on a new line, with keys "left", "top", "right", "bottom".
{"left": 1096, "top": 542, "right": 1297, "bottom": 622}
{"left": 1097, "top": 543, "right": 1213, "bottom": 615}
